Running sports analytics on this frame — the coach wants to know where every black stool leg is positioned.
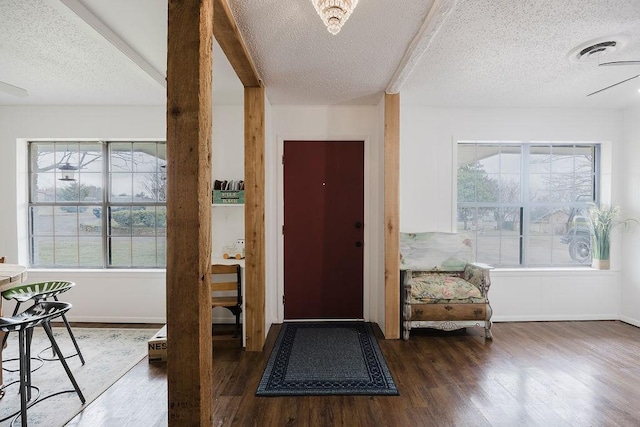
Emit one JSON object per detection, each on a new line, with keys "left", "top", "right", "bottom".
{"left": 53, "top": 296, "right": 85, "bottom": 365}
{"left": 25, "top": 328, "right": 33, "bottom": 402}
{"left": 234, "top": 311, "right": 240, "bottom": 339}
{"left": 41, "top": 321, "right": 85, "bottom": 404}
{"left": 17, "top": 329, "right": 28, "bottom": 427}
{"left": 1, "top": 302, "right": 21, "bottom": 349}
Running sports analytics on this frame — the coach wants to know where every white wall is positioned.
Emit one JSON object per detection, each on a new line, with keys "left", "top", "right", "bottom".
{"left": 0, "top": 105, "right": 247, "bottom": 323}
{"left": 211, "top": 105, "right": 244, "bottom": 259}
{"left": 400, "top": 106, "right": 624, "bottom": 321}
{"left": 2, "top": 103, "right": 631, "bottom": 328}
{"left": 620, "top": 107, "right": 640, "bottom": 326}
{"left": 0, "top": 106, "right": 166, "bottom": 322}
{"left": 270, "top": 105, "right": 385, "bottom": 325}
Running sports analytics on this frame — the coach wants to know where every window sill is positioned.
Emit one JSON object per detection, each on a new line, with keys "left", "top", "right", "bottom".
{"left": 493, "top": 267, "right": 618, "bottom": 275}
{"left": 27, "top": 268, "right": 166, "bottom": 277}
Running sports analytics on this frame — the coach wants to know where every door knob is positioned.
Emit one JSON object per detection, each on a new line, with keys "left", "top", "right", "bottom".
{"left": 355, "top": 241, "right": 362, "bottom": 247}
{"left": 355, "top": 221, "right": 362, "bottom": 229}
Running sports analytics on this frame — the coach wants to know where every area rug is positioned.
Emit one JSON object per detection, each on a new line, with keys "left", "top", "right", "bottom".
{"left": 256, "top": 322, "right": 398, "bottom": 396}
{"left": 0, "top": 327, "right": 154, "bottom": 427}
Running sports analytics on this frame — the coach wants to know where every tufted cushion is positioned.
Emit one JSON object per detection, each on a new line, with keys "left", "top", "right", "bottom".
{"left": 409, "top": 274, "right": 483, "bottom": 304}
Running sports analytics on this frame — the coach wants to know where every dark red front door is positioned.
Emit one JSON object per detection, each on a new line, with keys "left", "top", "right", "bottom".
{"left": 284, "top": 140, "right": 364, "bottom": 319}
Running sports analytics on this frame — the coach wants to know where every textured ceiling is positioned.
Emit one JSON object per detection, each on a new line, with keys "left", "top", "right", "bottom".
{"left": 0, "top": 0, "right": 242, "bottom": 106}
{"left": 0, "top": 0, "right": 639, "bottom": 109}
{"left": 401, "top": 0, "right": 640, "bottom": 109}
{"left": 228, "top": 0, "right": 433, "bottom": 105}
{"left": 0, "top": 0, "right": 164, "bottom": 105}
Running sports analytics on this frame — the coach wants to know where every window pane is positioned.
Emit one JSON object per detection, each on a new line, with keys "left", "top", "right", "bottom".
{"left": 30, "top": 173, "right": 56, "bottom": 202}
{"left": 31, "top": 236, "right": 54, "bottom": 266}
{"left": 499, "top": 146, "right": 521, "bottom": 174}
{"left": 476, "top": 236, "right": 501, "bottom": 266}
{"left": 132, "top": 237, "right": 158, "bottom": 267}
{"left": 78, "top": 237, "right": 103, "bottom": 267}
{"left": 79, "top": 208, "right": 102, "bottom": 236}
{"left": 54, "top": 237, "right": 79, "bottom": 267}
{"left": 133, "top": 172, "right": 165, "bottom": 202}
{"left": 78, "top": 173, "right": 103, "bottom": 202}
{"left": 57, "top": 181, "right": 83, "bottom": 203}
{"left": 457, "top": 144, "right": 476, "bottom": 168}
{"left": 110, "top": 143, "right": 134, "bottom": 172}
{"left": 157, "top": 238, "right": 166, "bottom": 267}
{"left": 528, "top": 234, "right": 552, "bottom": 266}
{"left": 529, "top": 146, "right": 551, "bottom": 174}
{"left": 111, "top": 173, "right": 133, "bottom": 202}
{"left": 110, "top": 237, "right": 132, "bottom": 267}
{"left": 30, "top": 206, "right": 53, "bottom": 236}
{"left": 458, "top": 142, "right": 598, "bottom": 267}
{"left": 562, "top": 206, "right": 591, "bottom": 265}
{"left": 54, "top": 206, "right": 80, "bottom": 235}
{"left": 132, "top": 143, "right": 158, "bottom": 172}
{"left": 457, "top": 164, "right": 497, "bottom": 203}
{"left": 110, "top": 207, "right": 132, "bottom": 235}
{"left": 30, "top": 140, "right": 166, "bottom": 268}
{"left": 156, "top": 206, "right": 167, "bottom": 234}
{"left": 497, "top": 207, "right": 521, "bottom": 234}
{"left": 30, "top": 142, "right": 55, "bottom": 172}
{"left": 499, "top": 174, "right": 521, "bottom": 203}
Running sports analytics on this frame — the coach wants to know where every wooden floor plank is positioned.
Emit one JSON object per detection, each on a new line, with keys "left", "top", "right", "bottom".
{"left": 67, "top": 321, "right": 640, "bottom": 426}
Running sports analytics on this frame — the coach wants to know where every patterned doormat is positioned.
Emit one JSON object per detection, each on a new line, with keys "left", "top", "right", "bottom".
{"left": 256, "top": 322, "right": 398, "bottom": 396}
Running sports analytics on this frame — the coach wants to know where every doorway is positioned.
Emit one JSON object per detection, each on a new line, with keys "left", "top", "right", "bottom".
{"left": 283, "top": 140, "right": 364, "bottom": 319}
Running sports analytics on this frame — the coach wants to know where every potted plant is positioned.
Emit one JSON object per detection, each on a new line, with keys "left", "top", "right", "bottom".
{"left": 587, "top": 204, "right": 637, "bottom": 269}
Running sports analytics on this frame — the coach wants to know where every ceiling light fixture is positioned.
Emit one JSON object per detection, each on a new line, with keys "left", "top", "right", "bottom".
{"left": 312, "top": 0, "right": 359, "bottom": 35}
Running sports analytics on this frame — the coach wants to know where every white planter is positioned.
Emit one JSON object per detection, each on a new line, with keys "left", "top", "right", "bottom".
{"left": 591, "top": 258, "right": 610, "bottom": 270}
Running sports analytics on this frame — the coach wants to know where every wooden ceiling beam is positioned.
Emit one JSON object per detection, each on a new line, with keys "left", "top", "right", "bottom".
{"left": 213, "top": 0, "right": 261, "bottom": 87}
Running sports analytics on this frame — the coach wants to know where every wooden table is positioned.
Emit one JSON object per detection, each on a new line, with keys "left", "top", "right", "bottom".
{"left": 0, "top": 264, "right": 28, "bottom": 385}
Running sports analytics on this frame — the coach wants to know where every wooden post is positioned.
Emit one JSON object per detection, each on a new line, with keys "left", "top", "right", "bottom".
{"left": 384, "top": 93, "right": 401, "bottom": 339}
{"left": 213, "top": 0, "right": 265, "bottom": 353}
{"left": 166, "top": 0, "right": 213, "bottom": 424}
{"left": 244, "top": 86, "right": 266, "bottom": 351}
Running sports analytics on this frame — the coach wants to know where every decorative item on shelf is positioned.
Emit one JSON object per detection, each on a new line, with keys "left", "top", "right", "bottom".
{"left": 223, "top": 239, "right": 245, "bottom": 260}
{"left": 587, "top": 203, "right": 638, "bottom": 269}
{"left": 213, "top": 179, "right": 245, "bottom": 204}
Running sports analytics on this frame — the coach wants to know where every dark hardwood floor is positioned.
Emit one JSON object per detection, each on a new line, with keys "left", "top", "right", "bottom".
{"left": 66, "top": 321, "right": 640, "bottom": 426}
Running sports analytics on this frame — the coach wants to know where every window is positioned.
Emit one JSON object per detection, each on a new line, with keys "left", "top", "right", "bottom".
{"left": 29, "top": 141, "right": 166, "bottom": 268}
{"left": 457, "top": 142, "right": 598, "bottom": 267}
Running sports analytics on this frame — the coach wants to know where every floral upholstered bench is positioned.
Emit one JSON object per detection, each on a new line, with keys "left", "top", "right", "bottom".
{"left": 400, "top": 232, "right": 493, "bottom": 340}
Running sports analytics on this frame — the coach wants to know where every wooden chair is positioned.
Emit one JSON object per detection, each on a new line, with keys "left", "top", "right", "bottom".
{"left": 210, "top": 264, "right": 242, "bottom": 338}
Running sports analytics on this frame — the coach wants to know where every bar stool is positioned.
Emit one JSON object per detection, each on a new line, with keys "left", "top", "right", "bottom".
{"left": 1, "top": 281, "right": 84, "bottom": 365}
{"left": 0, "top": 301, "right": 85, "bottom": 427}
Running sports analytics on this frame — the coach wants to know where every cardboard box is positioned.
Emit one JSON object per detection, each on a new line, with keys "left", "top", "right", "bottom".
{"left": 148, "top": 325, "right": 167, "bottom": 362}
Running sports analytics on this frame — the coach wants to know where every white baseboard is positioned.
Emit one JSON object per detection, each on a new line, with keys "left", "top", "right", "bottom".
{"left": 492, "top": 314, "right": 619, "bottom": 322}
{"left": 64, "top": 315, "right": 237, "bottom": 324}
{"left": 65, "top": 316, "right": 167, "bottom": 324}
{"left": 619, "top": 315, "right": 640, "bottom": 328}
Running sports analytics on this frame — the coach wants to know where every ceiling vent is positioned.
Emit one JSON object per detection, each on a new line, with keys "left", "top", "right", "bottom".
{"left": 567, "top": 35, "right": 629, "bottom": 63}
